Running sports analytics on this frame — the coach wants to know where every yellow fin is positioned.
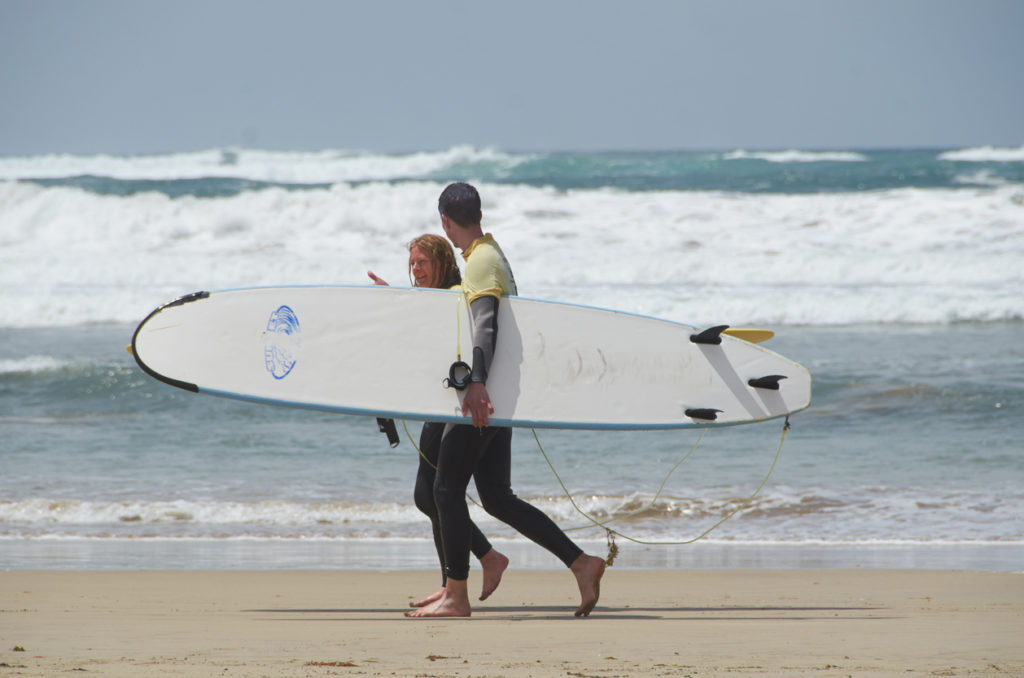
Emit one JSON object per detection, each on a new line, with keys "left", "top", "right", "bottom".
{"left": 722, "top": 328, "right": 774, "bottom": 344}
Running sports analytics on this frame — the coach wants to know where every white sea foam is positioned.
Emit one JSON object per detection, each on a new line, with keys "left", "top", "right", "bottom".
{"left": 2, "top": 179, "right": 1021, "bottom": 328}
{"left": 0, "top": 497, "right": 427, "bottom": 537}
{"left": 939, "top": 144, "right": 1024, "bottom": 163}
{"left": 0, "top": 355, "right": 70, "bottom": 374}
{"left": 0, "top": 146, "right": 523, "bottom": 183}
{"left": 953, "top": 169, "right": 1012, "bottom": 186}
{"left": 3, "top": 486, "right": 1019, "bottom": 543}
{"left": 723, "top": 149, "right": 868, "bottom": 163}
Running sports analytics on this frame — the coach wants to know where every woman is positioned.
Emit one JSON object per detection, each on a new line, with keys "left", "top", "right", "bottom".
{"left": 368, "top": 234, "right": 509, "bottom": 607}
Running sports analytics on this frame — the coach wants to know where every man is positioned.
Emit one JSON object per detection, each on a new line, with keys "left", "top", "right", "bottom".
{"left": 408, "top": 182, "right": 606, "bottom": 618}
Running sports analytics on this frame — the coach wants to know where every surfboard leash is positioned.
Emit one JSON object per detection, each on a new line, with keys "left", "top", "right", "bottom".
{"left": 558, "top": 428, "right": 707, "bottom": 534}
{"left": 532, "top": 416, "right": 790, "bottom": 564}
{"left": 443, "top": 292, "right": 474, "bottom": 391}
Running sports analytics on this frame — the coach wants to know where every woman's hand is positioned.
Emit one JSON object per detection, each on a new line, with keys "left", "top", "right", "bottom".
{"left": 367, "top": 271, "right": 389, "bottom": 286}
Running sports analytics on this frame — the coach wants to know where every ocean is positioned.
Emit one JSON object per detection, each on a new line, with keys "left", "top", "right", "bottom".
{"left": 2, "top": 146, "right": 1022, "bottom": 572}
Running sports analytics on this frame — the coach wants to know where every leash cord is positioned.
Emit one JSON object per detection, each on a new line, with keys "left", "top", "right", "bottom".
{"left": 560, "top": 428, "right": 706, "bottom": 532}
{"left": 531, "top": 417, "right": 789, "bottom": 546}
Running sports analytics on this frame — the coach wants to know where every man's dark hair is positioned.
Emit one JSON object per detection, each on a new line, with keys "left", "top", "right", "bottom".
{"left": 438, "top": 182, "right": 481, "bottom": 227}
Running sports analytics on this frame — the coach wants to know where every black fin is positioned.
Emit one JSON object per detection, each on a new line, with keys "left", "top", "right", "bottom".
{"left": 748, "top": 375, "right": 788, "bottom": 390}
{"left": 689, "top": 325, "right": 730, "bottom": 345}
{"left": 685, "top": 408, "right": 722, "bottom": 421}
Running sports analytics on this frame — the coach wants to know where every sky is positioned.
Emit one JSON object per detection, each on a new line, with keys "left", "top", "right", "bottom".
{"left": 1, "top": 0, "right": 1022, "bottom": 156}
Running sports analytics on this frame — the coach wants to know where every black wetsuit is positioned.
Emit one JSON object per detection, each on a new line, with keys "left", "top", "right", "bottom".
{"left": 414, "top": 421, "right": 492, "bottom": 585}
{"left": 434, "top": 295, "right": 583, "bottom": 581}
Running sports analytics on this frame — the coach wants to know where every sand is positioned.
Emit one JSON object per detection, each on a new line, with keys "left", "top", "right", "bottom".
{"left": 2, "top": 569, "right": 1022, "bottom": 677}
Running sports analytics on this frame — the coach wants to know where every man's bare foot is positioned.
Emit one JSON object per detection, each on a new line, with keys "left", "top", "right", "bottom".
{"left": 478, "top": 549, "right": 509, "bottom": 601}
{"left": 410, "top": 587, "right": 446, "bottom": 608}
{"left": 405, "top": 579, "right": 471, "bottom": 618}
{"left": 570, "top": 553, "right": 606, "bottom": 617}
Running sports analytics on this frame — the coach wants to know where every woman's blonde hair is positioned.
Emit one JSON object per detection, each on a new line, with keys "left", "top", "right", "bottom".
{"left": 407, "top": 233, "right": 462, "bottom": 289}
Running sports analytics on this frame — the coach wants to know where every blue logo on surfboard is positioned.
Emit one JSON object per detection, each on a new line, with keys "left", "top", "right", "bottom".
{"left": 264, "top": 305, "right": 301, "bottom": 379}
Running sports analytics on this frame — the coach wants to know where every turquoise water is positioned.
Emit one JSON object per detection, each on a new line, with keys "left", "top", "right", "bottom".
{"left": 11, "top": 147, "right": 1024, "bottom": 197}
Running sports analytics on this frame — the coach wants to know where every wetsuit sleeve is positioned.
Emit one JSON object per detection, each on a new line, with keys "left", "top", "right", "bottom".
{"left": 468, "top": 295, "right": 499, "bottom": 384}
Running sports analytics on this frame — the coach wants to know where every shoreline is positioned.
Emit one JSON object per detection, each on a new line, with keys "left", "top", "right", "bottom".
{"left": 3, "top": 569, "right": 1021, "bottom": 677}
{"left": 4, "top": 538, "right": 1023, "bottom": 572}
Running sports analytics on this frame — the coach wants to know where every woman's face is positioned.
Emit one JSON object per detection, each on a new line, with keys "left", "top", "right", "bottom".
{"left": 409, "top": 246, "right": 438, "bottom": 288}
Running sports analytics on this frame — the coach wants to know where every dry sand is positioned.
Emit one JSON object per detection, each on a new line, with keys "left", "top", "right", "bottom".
{"left": 2, "top": 569, "right": 1022, "bottom": 677}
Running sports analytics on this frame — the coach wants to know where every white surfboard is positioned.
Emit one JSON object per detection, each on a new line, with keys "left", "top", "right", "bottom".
{"left": 131, "top": 286, "right": 811, "bottom": 429}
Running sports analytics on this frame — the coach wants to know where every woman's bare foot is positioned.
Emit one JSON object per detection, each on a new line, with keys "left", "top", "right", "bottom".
{"left": 570, "top": 554, "right": 606, "bottom": 617}
{"left": 478, "top": 549, "right": 509, "bottom": 601}
{"left": 410, "top": 587, "right": 446, "bottom": 608}
{"left": 406, "top": 579, "right": 471, "bottom": 618}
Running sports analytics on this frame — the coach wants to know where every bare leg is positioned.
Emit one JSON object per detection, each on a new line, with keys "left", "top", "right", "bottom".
{"left": 406, "top": 577, "right": 471, "bottom": 618}
{"left": 478, "top": 548, "right": 509, "bottom": 601}
{"left": 409, "top": 587, "right": 446, "bottom": 608}
{"left": 570, "top": 554, "right": 606, "bottom": 617}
